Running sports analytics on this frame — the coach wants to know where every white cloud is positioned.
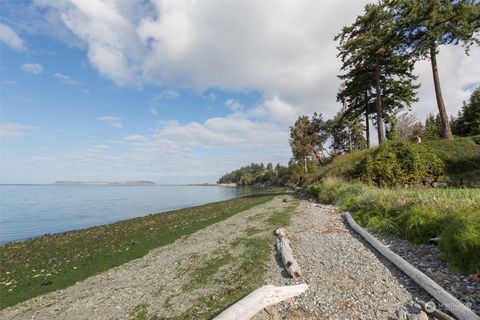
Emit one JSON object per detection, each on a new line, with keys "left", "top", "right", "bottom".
{"left": 224, "top": 99, "right": 244, "bottom": 112}
{"left": 150, "top": 106, "right": 158, "bottom": 116}
{"left": 98, "top": 116, "right": 123, "bottom": 129}
{"left": 0, "top": 23, "right": 26, "bottom": 51}
{"left": 0, "top": 122, "right": 31, "bottom": 138}
{"left": 21, "top": 63, "right": 44, "bottom": 74}
{"left": 154, "top": 90, "right": 180, "bottom": 100}
{"left": 35, "top": 0, "right": 369, "bottom": 119}
{"left": 31, "top": 0, "right": 479, "bottom": 124}
{"left": 413, "top": 46, "right": 480, "bottom": 121}
{"left": 123, "top": 134, "right": 148, "bottom": 143}
{"left": 53, "top": 72, "right": 82, "bottom": 85}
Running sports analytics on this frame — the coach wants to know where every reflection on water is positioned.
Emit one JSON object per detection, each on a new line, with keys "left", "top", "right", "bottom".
{"left": 0, "top": 185, "right": 254, "bottom": 244}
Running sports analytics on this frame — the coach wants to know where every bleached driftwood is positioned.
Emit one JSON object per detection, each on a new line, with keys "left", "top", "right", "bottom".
{"left": 343, "top": 212, "right": 480, "bottom": 320}
{"left": 213, "top": 284, "right": 308, "bottom": 320}
{"left": 275, "top": 228, "right": 302, "bottom": 278}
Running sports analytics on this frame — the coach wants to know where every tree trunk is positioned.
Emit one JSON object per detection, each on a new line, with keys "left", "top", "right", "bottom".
{"left": 365, "top": 91, "right": 370, "bottom": 148}
{"left": 430, "top": 45, "right": 453, "bottom": 140}
{"left": 375, "top": 63, "right": 386, "bottom": 144}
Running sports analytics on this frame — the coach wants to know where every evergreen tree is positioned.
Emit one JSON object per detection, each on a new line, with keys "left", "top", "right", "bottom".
{"left": 389, "top": 0, "right": 480, "bottom": 139}
{"left": 452, "top": 86, "right": 480, "bottom": 136}
{"left": 336, "top": 2, "right": 418, "bottom": 145}
{"left": 327, "top": 111, "right": 367, "bottom": 154}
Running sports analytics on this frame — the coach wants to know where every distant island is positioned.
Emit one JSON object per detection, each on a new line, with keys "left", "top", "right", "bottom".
{"left": 54, "top": 181, "right": 157, "bottom": 186}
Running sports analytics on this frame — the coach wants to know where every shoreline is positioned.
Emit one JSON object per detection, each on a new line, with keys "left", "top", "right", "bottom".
{"left": 0, "top": 193, "right": 280, "bottom": 309}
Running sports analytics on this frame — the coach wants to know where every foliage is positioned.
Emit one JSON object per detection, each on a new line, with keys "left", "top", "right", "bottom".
{"left": 425, "top": 136, "right": 480, "bottom": 184}
{"left": 389, "top": 0, "right": 480, "bottom": 139}
{"left": 218, "top": 162, "right": 304, "bottom": 187}
{"left": 423, "top": 113, "right": 443, "bottom": 140}
{"left": 440, "top": 208, "right": 480, "bottom": 274}
{"left": 306, "top": 177, "right": 480, "bottom": 273}
{"left": 327, "top": 111, "right": 367, "bottom": 154}
{"left": 289, "top": 113, "right": 330, "bottom": 166}
{"left": 362, "top": 140, "right": 444, "bottom": 187}
{"left": 389, "top": 112, "right": 422, "bottom": 141}
{"left": 0, "top": 194, "right": 276, "bottom": 309}
{"left": 336, "top": 2, "right": 419, "bottom": 144}
{"left": 452, "top": 86, "right": 480, "bottom": 136}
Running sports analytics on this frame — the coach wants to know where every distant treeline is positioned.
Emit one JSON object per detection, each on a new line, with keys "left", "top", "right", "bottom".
{"left": 218, "top": 162, "right": 303, "bottom": 187}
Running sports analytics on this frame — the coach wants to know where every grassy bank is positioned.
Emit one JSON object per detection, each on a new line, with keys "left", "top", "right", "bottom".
{"left": 312, "top": 136, "right": 480, "bottom": 186}
{"left": 306, "top": 178, "right": 480, "bottom": 274}
{"left": 0, "top": 193, "right": 279, "bottom": 310}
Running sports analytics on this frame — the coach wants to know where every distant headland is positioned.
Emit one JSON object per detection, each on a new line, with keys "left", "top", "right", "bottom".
{"left": 54, "top": 181, "right": 157, "bottom": 186}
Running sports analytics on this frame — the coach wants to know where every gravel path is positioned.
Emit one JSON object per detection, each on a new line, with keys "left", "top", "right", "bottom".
{"left": 0, "top": 196, "right": 292, "bottom": 320}
{"left": 254, "top": 201, "right": 433, "bottom": 320}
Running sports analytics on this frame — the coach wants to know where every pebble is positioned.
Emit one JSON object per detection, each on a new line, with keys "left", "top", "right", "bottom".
{"left": 372, "top": 230, "right": 480, "bottom": 315}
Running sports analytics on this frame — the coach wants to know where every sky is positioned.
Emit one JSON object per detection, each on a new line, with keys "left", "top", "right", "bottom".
{"left": 0, "top": 0, "right": 479, "bottom": 184}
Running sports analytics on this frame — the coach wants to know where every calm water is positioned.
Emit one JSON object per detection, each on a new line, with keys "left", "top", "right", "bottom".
{"left": 0, "top": 185, "right": 253, "bottom": 244}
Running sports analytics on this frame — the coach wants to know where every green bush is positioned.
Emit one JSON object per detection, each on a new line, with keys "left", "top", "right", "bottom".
{"left": 440, "top": 208, "right": 480, "bottom": 274}
{"left": 362, "top": 141, "right": 444, "bottom": 187}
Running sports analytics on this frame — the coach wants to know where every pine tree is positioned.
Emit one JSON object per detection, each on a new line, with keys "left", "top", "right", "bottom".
{"left": 388, "top": 0, "right": 480, "bottom": 139}
{"left": 452, "top": 86, "right": 480, "bottom": 136}
{"left": 336, "top": 2, "right": 418, "bottom": 145}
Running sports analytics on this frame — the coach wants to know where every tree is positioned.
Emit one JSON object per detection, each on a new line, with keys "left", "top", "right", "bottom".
{"left": 289, "top": 113, "right": 330, "bottom": 169}
{"left": 389, "top": 0, "right": 480, "bottom": 139}
{"left": 327, "top": 111, "right": 367, "bottom": 154}
{"left": 452, "top": 86, "right": 480, "bottom": 136}
{"left": 336, "top": 2, "right": 418, "bottom": 145}
{"left": 424, "top": 113, "right": 442, "bottom": 140}
{"left": 389, "top": 112, "right": 422, "bottom": 141}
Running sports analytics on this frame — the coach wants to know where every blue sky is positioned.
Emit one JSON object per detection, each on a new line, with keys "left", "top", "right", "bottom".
{"left": 1, "top": 0, "right": 479, "bottom": 184}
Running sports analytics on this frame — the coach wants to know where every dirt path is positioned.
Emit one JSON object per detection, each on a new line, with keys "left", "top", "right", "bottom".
{"left": 254, "top": 201, "right": 432, "bottom": 320}
{"left": 0, "top": 196, "right": 295, "bottom": 320}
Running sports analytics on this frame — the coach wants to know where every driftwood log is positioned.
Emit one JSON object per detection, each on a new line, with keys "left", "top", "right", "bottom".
{"left": 275, "top": 228, "right": 302, "bottom": 278}
{"left": 343, "top": 212, "right": 480, "bottom": 320}
{"left": 213, "top": 284, "right": 308, "bottom": 320}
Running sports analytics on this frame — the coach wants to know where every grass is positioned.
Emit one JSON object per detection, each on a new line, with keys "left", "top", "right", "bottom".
{"left": 425, "top": 136, "right": 480, "bottom": 184}
{"left": 0, "top": 193, "right": 279, "bottom": 310}
{"left": 306, "top": 177, "right": 480, "bottom": 273}
{"left": 309, "top": 136, "right": 480, "bottom": 185}
{"left": 169, "top": 198, "right": 299, "bottom": 320}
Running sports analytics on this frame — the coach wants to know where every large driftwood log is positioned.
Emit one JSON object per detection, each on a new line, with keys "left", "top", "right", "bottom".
{"left": 343, "top": 212, "right": 480, "bottom": 320}
{"left": 275, "top": 228, "right": 302, "bottom": 278}
{"left": 213, "top": 284, "right": 309, "bottom": 320}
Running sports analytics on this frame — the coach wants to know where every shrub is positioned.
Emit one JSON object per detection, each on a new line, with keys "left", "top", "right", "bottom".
{"left": 306, "top": 178, "right": 480, "bottom": 273}
{"left": 440, "top": 208, "right": 480, "bottom": 274}
{"left": 362, "top": 140, "right": 444, "bottom": 187}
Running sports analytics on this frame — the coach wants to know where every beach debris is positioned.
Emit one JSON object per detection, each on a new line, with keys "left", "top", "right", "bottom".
{"left": 275, "top": 228, "right": 302, "bottom": 278}
{"left": 213, "top": 284, "right": 308, "bottom": 320}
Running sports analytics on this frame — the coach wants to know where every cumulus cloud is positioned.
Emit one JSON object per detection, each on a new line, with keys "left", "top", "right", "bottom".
{"left": 0, "top": 23, "right": 26, "bottom": 51}
{"left": 34, "top": 0, "right": 369, "bottom": 118}
{"left": 98, "top": 116, "right": 123, "bottom": 129}
{"left": 150, "top": 106, "right": 158, "bottom": 116}
{"left": 29, "top": 0, "right": 479, "bottom": 123}
{"left": 0, "top": 122, "right": 31, "bottom": 138}
{"left": 21, "top": 63, "right": 44, "bottom": 74}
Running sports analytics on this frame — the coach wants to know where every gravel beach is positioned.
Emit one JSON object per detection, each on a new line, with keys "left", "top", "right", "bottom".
{"left": 1, "top": 197, "right": 476, "bottom": 319}
{"left": 254, "top": 201, "right": 437, "bottom": 320}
